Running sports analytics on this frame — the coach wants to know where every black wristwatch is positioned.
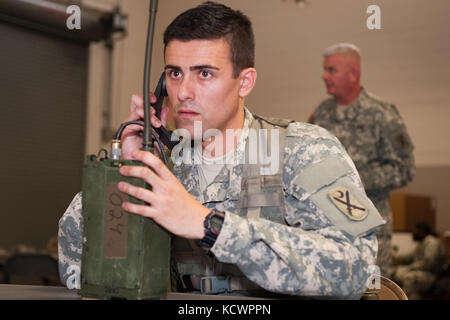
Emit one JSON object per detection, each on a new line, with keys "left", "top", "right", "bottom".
{"left": 199, "top": 209, "right": 225, "bottom": 249}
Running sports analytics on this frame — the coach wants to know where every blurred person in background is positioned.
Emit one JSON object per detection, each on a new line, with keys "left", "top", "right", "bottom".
{"left": 309, "top": 43, "right": 415, "bottom": 277}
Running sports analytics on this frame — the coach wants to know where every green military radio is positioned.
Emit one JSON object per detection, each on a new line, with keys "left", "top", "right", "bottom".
{"left": 78, "top": 0, "right": 175, "bottom": 299}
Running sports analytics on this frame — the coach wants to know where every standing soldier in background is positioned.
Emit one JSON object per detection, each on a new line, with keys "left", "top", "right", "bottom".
{"left": 309, "top": 43, "right": 415, "bottom": 277}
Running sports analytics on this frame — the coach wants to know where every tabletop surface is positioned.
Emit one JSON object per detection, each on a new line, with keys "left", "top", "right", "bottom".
{"left": 0, "top": 284, "right": 263, "bottom": 300}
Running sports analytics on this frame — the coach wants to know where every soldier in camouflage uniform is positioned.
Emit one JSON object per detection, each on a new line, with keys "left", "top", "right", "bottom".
{"left": 310, "top": 43, "right": 415, "bottom": 277}
{"left": 59, "top": 2, "right": 385, "bottom": 299}
{"left": 393, "top": 222, "right": 447, "bottom": 299}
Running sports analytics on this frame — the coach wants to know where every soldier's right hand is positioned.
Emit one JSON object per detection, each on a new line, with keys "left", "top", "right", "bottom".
{"left": 122, "top": 94, "right": 169, "bottom": 160}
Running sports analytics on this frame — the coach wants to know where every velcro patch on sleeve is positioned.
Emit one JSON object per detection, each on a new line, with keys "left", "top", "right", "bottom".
{"left": 291, "top": 157, "right": 353, "bottom": 201}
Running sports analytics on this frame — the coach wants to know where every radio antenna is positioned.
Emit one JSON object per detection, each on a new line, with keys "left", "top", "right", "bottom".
{"left": 142, "top": 0, "right": 158, "bottom": 152}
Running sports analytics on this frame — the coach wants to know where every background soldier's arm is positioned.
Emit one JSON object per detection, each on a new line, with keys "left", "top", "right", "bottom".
{"left": 393, "top": 250, "right": 415, "bottom": 265}
{"left": 409, "top": 238, "right": 441, "bottom": 271}
{"left": 357, "top": 105, "right": 415, "bottom": 193}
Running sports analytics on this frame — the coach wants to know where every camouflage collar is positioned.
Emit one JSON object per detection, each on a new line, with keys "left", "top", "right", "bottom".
{"left": 334, "top": 87, "right": 368, "bottom": 121}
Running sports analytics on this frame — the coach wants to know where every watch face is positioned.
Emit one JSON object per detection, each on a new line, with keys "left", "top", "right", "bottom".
{"left": 210, "top": 215, "right": 223, "bottom": 233}
{"left": 206, "top": 210, "right": 225, "bottom": 235}
{"left": 200, "top": 210, "right": 225, "bottom": 249}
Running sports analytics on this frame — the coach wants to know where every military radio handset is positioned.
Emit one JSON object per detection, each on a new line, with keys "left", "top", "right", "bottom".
{"left": 150, "top": 72, "right": 177, "bottom": 151}
{"left": 111, "top": 72, "right": 175, "bottom": 162}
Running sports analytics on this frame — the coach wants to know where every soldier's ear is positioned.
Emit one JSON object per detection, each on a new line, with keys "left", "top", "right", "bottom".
{"left": 238, "top": 68, "right": 257, "bottom": 98}
{"left": 350, "top": 66, "right": 361, "bottom": 83}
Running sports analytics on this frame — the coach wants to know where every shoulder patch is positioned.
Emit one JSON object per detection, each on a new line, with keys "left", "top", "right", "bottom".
{"left": 328, "top": 187, "right": 367, "bottom": 221}
{"left": 307, "top": 176, "right": 385, "bottom": 240}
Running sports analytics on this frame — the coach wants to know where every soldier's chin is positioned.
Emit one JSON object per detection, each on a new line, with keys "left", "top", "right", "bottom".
{"left": 174, "top": 119, "right": 203, "bottom": 140}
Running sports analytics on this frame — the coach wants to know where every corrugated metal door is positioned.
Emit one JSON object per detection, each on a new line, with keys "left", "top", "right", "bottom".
{"left": 0, "top": 20, "right": 88, "bottom": 249}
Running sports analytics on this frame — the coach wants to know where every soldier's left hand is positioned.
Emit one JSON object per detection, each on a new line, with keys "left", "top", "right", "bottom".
{"left": 117, "top": 150, "right": 210, "bottom": 239}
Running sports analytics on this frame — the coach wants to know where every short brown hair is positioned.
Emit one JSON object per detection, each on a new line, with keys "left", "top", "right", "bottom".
{"left": 163, "top": 1, "right": 255, "bottom": 78}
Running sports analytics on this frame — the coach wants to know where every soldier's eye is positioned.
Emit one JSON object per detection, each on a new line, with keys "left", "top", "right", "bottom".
{"left": 169, "top": 70, "right": 182, "bottom": 79}
{"left": 200, "top": 70, "right": 212, "bottom": 79}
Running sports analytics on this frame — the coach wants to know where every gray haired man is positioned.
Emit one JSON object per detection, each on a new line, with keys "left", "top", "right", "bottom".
{"left": 310, "top": 43, "right": 416, "bottom": 277}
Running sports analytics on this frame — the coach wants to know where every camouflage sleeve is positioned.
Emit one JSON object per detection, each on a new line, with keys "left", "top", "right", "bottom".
{"left": 58, "top": 192, "right": 84, "bottom": 289}
{"left": 212, "top": 214, "right": 378, "bottom": 299}
{"left": 211, "top": 124, "right": 383, "bottom": 299}
{"left": 358, "top": 105, "right": 415, "bottom": 192}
